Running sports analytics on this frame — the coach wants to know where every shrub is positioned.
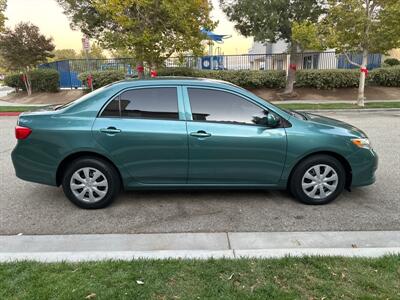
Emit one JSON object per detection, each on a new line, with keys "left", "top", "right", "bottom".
{"left": 157, "top": 68, "right": 286, "bottom": 88}
{"left": 369, "top": 66, "right": 400, "bottom": 87}
{"left": 295, "top": 69, "right": 360, "bottom": 89}
{"left": 4, "top": 69, "right": 59, "bottom": 92}
{"left": 79, "top": 70, "right": 126, "bottom": 90}
{"left": 4, "top": 73, "right": 24, "bottom": 90}
{"left": 383, "top": 58, "right": 400, "bottom": 67}
{"left": 157, "top": 67, "right": 197, "bottom": 77}
{"left": 29, "top": 69, "right": 59, "bottom": 92}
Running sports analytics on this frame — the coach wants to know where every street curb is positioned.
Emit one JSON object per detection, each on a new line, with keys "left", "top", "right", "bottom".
{"left": 1, "top": 231, "right": 399, "bottom": 262}
{"left": 0, "top": 112, "right": 21, "bottom": 116}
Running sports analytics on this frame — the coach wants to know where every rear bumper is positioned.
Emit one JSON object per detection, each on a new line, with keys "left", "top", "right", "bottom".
{"left": 347, "top": 148, "right": 378, "bottom": 187}
{"left": 11, "top": 144, "right": 57, "bottom": 186}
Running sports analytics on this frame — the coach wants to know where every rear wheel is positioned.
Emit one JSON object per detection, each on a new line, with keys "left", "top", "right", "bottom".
{"left": 62, "top": 157, "right": 121, "bottom": 209}
{"left": 289, "top": 155, "right": 346, "bottom": 205}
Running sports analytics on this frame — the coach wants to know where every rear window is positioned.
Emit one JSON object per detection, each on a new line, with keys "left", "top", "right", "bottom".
{"left": 101, "top": 87, "right": 179, "bottom": 120}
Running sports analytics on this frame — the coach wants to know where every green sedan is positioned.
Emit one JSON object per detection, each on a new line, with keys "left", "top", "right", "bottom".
{"left": 12, "top": 78, "right": 378, "bottom": 208}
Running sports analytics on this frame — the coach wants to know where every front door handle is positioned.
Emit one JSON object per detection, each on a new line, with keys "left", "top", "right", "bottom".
{"left": 190, "top": 130, "right": 211, "bottom": 138}
{"left": 100, "top": 127, "right": 121, "bottom": 135}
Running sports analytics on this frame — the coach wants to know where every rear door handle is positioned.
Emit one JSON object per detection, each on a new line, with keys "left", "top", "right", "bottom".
{"left": 190, "top": 130, "right": 211, "bottom": 138}
{"left": 100, "top": 127, "right": 121, "bottom": 134}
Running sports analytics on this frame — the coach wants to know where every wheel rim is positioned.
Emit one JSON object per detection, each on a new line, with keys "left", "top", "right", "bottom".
{"left": 70, "top": 167, "right": 108, "bottom": 203}
{"left": 301, "top": 164, "right": 338, "bottom": 200}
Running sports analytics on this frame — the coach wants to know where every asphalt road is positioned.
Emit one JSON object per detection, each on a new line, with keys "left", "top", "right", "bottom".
{"left": 1, "top": 111, "right": 399, "bottom": 235}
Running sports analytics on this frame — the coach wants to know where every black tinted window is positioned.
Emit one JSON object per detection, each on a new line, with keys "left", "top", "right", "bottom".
{"left": 101, "top": 97, "right": 120, "bottom": 117}
{"left": 188, "top": 88, "right": 267, "bottom": 125}
{"left": 101, "top": 87, "right": 179, "bottom": 120}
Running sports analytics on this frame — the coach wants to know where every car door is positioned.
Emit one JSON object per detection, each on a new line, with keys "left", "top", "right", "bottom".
{"left": 184, "top": 87, "right": 287, "bottom": 185}
{"left": 92, "top": 86, "right": 188, "bottom": 185}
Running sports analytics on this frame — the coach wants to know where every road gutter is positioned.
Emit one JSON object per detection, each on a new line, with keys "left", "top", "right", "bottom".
{"left": 1, "top": 231, "right": 399, "bottom": 262}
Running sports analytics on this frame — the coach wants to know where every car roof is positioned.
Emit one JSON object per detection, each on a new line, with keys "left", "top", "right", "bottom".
{"left": 107, "top": 76, "right": 237, "bottom": 88}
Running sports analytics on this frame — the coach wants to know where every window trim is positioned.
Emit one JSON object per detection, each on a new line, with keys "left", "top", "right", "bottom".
{"left": 98, "top": 85, "right": 185, "bottom": 121}
{"left": 183, "top": 86, "right": 284, "bottom": 128}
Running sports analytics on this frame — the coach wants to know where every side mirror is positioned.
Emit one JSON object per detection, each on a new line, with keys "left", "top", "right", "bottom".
{"left": 266, "top": 113, "right": 280, "bottom": 128}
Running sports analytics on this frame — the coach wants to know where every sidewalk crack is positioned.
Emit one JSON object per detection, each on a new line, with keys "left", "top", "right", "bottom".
{"left": 226, "top": 232, "right": 232, "bottom": 250}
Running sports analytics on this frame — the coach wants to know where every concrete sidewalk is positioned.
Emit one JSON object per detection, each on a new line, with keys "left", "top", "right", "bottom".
{"left": 0, "top": 99, "right": 46, "bottom": 106}
{"left": 1, "top": 231, "right": 399, "bottom": 262}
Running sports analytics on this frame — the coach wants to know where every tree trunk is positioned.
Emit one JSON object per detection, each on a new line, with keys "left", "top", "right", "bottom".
{"left": 23, "top": 72, "right": 32, "bottom": 96}
{"left": 283, "top": 42, "right": 299, "bottom": 96}
{"left": 357, "top": 49, "right": 368, "bottom": 107}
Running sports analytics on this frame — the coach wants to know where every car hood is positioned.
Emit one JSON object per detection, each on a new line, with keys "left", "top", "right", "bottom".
{"left": 305, "top": 112, "right": 367, "bottom": 138}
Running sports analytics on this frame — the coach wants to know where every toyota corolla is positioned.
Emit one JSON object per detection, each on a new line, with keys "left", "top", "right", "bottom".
{"left": 11, "top": 78, "right": 378, "bottom": 208}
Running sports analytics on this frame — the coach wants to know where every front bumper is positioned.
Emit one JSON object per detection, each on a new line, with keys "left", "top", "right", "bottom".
{"left": 347, "top": 148, "right": 378, "bottom": 187}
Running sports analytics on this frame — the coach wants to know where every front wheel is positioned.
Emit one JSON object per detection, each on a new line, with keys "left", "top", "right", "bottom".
{"left": 289, "top": 155, "right": 346, "bottom": 205}
{"left": 62, "top": 157, "right": 121, "bottom": 209}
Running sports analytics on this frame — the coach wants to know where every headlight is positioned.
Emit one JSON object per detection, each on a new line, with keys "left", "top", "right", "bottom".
{"left": 352, "top": 138, "right": 371, "bottom": 149}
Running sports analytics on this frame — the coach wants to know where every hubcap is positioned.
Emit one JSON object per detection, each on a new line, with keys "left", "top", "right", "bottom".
{"left": 301, "top": 164, "right": 338, "bottom": 200}
{"left": 70, "top": 167, "right": 108, "bottom": 203}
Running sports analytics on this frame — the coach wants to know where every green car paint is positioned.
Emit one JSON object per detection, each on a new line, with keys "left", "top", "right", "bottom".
{"left": 11, "top": 78, "right": 377, "bottom": 191}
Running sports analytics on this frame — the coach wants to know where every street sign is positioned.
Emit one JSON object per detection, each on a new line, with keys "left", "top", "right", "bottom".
{"left": 81, "top": 36, "right": 90, "bottom": 51}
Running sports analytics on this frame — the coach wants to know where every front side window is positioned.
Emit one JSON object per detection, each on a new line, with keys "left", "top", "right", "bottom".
{"left": 101, "top": 87, "right": 179, "bottom": 120}
{"left": 188, "top": 88, "right": 268, "bottom": 125}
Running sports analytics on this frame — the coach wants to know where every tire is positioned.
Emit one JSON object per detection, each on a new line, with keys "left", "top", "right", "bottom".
{"left": 62, "top": 157, "right": 121, "bottom": 209}
{"left": 289, "top": 154, "right": 346, "bottom": 205}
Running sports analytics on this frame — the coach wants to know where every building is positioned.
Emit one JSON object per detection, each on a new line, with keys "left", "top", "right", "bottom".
{"left": 248, "top": 40, "right": 338, "bottom": 71}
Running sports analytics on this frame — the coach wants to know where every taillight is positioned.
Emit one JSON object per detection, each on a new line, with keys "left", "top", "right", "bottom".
{"left": 15, "top": 126, "right": 32, "bottom": 140}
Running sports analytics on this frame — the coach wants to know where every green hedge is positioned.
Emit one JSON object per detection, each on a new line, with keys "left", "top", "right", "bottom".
{"left": 29, "top": 69, "right": 59, "bottom": 92}
{"left": 158, "top": 68, "right": 362, "bottom": 89}
{"left": 383, "top": 58, "right": 400, "bottom": 66}
{"left": 4, "top": 73, "right": 24, "bottom": 90}
{"left": 369, "top": 66, "right": 400, "bottom": 87}
{"left": 79, "top": 70, "right": 126, "bottom": 90}
{"left": 4, "top": 69, "right": 59, "bottom": 92}
{"left": 75, "top": 67, "right": 400, "bottom": 90}
{"left": 157, "top": 68, "right": 287, "bottom": 89}
{"left": 295, "top": 69, "right": 360, "bottom": 89}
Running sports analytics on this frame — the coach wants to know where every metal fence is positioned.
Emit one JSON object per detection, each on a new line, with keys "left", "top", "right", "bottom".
{"left": 39, "top": 52, "right": 382, "bottom": 88}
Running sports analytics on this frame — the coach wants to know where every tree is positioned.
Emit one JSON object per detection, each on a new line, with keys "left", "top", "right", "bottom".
{"left": 110, "top": 48, "right": 135, "bottom": 59}
{"left": 49, "top": 49, "right": 77, "bottom": 61}
{"left": 0, "top": 0, "right": 6, "bottom": 32}
{"left": 0, "top": 22, "right": 55, "bottom": 95}
{"left": 291, "top": 21, "right": 324, "bottom": 52}
{"left": 321, "top": 0, "right": 400, "bottom": 106}
{"left": 220, "top": 0, "right": 325, "bottom": 95}
{"left": 57, "top": 0, "right": 215, "bottom": 78}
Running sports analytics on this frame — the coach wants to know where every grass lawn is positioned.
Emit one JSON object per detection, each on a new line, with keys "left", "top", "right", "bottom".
{"left": 0, "top": 106, "right": 44, "bottom": 112}
{"left": 1, "top": 256, "right": 399, "bottom": 299}
{"left": 276, "top": 101, "right": 400, "bottom": 110}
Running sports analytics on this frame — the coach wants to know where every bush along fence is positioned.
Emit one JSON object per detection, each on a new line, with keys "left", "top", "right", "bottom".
{"left": 38, "top": 51, "right": 382, "bottom": 89}
{"left": 76, "top": 66, "right": 400, "bottom": 91}
{"left": 4, "top": 69, "right": 60, "bottom": 93}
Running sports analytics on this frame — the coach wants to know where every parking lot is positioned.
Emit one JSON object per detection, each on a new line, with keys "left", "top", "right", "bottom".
{"left": 1, "top": 111, "right": 399, "bottom": 235}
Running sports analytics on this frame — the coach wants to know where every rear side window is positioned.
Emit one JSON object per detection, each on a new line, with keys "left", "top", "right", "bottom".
{"left": 188, "top": 88, "right": 267, "bottom": 125}
{"left": 101, "top": 87, "right": 179, "bottom": 120}
{"left": 101, "top": 98, "right": 120, "bottom": 117}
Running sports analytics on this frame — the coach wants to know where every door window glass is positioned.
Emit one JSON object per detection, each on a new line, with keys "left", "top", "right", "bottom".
{"left": 188, "top": 88, "right": 268, "bottom": 125}
{"left": 101, "top": 87, "right": 179, "bottom": 120}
